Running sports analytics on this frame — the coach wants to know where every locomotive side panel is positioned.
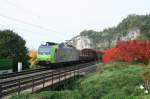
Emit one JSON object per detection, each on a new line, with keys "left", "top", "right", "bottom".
{"left": 67, "top": 48, "right": 79, "bottom": 62}
{"left": 55, "top": 45, "right": 79, "bottom": 63}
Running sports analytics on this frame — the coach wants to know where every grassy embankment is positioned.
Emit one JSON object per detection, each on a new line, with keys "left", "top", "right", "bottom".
{"left": 11, "top": 62, "right": 150, "bottom": 99}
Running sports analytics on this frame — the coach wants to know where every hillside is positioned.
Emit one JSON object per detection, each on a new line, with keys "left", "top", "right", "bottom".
{"left": 80, "top": 14, "right": 150, "bottom": 50}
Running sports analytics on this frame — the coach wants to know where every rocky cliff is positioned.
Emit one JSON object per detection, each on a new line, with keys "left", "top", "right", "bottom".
{"left": 69, "top": 35, "right": 95, "bottom": 50}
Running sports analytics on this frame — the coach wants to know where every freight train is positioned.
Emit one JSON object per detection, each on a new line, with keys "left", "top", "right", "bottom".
{"left": 37, "top": 42, "right": 100, "bottom": 67}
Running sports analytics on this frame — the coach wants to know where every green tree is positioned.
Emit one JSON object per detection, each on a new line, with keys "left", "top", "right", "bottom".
{"left": 0, "top": 30, "right": 29, "bottom": 71}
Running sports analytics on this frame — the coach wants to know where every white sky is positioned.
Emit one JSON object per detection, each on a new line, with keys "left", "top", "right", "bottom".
{"left": 0, "top": 0, "right": 150, "bottom": 50}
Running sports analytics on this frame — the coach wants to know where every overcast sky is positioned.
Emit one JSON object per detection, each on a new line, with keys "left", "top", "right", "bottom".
{"left": 0, "top": 0, "right": 150, "bottom": 50}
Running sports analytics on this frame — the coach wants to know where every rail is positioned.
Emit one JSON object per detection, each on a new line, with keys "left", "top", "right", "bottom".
{"left": 0, "top": 62, "right": 96, "bottom": 98}
{"left": 0, "top": 67, "right": 51, "bottom": 79}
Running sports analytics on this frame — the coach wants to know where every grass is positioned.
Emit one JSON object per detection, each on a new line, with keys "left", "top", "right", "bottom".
{"left": 10, "top": 62, "right": 150, "bottom": 99}
{"left": 11, "top": 90, "right": 81, "bottom": 99}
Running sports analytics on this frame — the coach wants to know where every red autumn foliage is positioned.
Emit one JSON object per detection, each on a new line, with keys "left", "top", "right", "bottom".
{"left": 102, "top": 48, "right": 119, "bottom": 63}
{"left": 102, "top": 40, "right": 150, "bottom": 64}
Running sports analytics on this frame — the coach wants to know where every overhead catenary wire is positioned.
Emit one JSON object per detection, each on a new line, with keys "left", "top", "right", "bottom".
{"left": 0, "top": 13, "right": 60, "bottom": 33}
{"left": 0, "top": 13, "right": 69, "bottom": 41}
{"left": 3, "top": 0, "right": 38, "bottom": 18}
{"left": 0, "top": 20, "right": 64, "bottom": 49}
{"left": 0, "top": 0, "right": 70, "bottom": 40}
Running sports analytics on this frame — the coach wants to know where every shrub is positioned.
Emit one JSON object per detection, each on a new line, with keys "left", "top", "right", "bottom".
{"left": 102, "top": 48, "right": 120, "bottom": 63}
{"left": 78, "top": 62, "right": 148, "bottom": 99}
{"left": 102, "top": 40, "right": 150, "bottom": 64}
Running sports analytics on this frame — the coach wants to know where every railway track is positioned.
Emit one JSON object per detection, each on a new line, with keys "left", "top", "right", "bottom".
{"left": 0, "top": 61, "right": 90, "bottom": 79}
{"left": 0, "top": 62, "right": 97, "bottom": 99}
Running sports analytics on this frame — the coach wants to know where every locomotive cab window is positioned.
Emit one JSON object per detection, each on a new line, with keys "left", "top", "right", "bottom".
{"left": 38, "top": 46, "right": 51, "bottom": 55}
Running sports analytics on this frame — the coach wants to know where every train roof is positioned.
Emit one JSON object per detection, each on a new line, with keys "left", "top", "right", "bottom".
{"left": 81, "top": 48, "right": 96, "bottom": 51}
{"left": 81, "top": 48, "right": 105, "bottom": 54}
{"left": 46, "top": 42, "right": 58, "bottom": 46}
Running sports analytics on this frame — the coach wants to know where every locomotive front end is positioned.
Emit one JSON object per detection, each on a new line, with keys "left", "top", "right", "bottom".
{"left": 37, "top": 45, "right": 51, "bottom": 64}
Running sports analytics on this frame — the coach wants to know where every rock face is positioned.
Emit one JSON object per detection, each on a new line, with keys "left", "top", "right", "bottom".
{"left": 69, "top": 35, "right": 95, "bottom": 50}
{"left": 109, "top": 28, "right": 140, "bottom": 46}
{"left": 110, "top": 28, "right": 140, "bottom": 48}
{"left": 120, "top": 28, "right": 140, "bottom": 41}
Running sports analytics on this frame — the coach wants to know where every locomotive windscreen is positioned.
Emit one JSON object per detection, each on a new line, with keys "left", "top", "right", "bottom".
{"left": 38, "top": 46, "right": 51, "bottom": 55}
